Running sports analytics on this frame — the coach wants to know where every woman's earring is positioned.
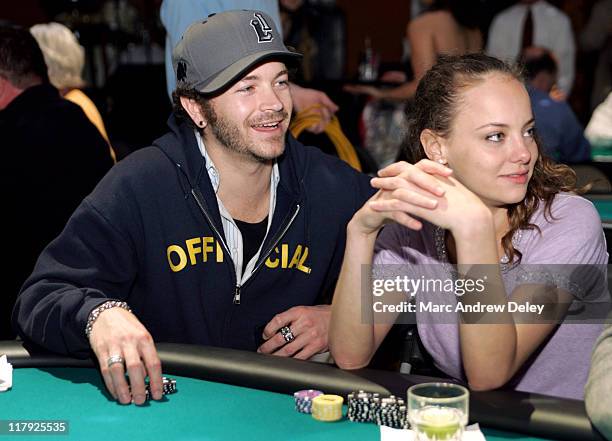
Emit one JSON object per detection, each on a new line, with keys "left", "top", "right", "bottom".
{"left": 437, "top": 158, "right": 446, "bottom": 165}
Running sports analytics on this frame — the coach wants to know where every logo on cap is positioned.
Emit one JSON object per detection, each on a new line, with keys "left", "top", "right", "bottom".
{"left": 176, "top": 61, "right": 187, "bottom": 82}
{"left": 250, "top": 12, "right": 274, "bottom": 43}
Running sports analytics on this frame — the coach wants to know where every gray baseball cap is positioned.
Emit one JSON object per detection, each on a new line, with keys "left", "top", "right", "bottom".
{"left": 172, "top": 10, "right": 301, "bottom": 95}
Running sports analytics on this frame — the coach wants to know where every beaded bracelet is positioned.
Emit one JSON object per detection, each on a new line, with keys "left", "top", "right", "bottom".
{"left": 85, "top": 300, "right": 132, "bottom": 339}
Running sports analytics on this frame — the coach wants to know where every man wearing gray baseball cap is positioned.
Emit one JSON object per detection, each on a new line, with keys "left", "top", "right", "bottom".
{"left": 14, "top": 10, "right": 375, "bottom": 405}
{"left": 172, "top": 10, "right": 301, "bottom": 95}
{"left": 160, "top": 0, "right": 338, "bottom": 134}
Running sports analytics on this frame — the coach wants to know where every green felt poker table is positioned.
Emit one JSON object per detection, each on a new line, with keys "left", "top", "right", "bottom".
{"left": 589, "top": 195, "right": 612, "bottom": 222}
{"left": 591, "top": 140, "right": 612, "bottom": 164}
{"left": 0, "top": 341, "right": 605, "bottom": 441}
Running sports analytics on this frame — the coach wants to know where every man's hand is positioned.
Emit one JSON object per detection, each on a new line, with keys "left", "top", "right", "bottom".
{"left": 258, "top": 305, "right": 331, "bottom": 360}
{"left": 549, "top": 85, "right": 567, "bottom": 101}
{"left": 88, "top": 307, "right": 162, "bottom": 405}
{"left": 290, "top": 83, "right": 339, "bottom": 134}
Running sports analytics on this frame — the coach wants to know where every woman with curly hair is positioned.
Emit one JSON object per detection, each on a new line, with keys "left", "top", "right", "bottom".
{"left": 330, "top": 53, "right": 607, "bottom": 399}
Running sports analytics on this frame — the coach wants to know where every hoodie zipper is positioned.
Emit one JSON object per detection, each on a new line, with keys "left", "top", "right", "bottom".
{"left": 190, "top": 188, "right": 238, "bottom": 290}
{"left": 172, "top": 163, "right": 238, "bottom": 294}
{"left": 236, "top": 204, "right": 301, "bottom": 302}
{"left": 190, "top": 187, "right": 301, "bottom": 305}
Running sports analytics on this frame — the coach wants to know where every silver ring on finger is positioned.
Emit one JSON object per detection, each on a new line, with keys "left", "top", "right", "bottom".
{"left": 279, "top": 326, "right": 295, "bottom": 343}
{"left": 107, "top": 354, "right": 124, "bottom": 368}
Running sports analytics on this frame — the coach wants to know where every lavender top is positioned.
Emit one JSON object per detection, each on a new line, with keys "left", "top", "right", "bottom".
{"left": 373, "top": 193, "right": 608, "bottom": 399}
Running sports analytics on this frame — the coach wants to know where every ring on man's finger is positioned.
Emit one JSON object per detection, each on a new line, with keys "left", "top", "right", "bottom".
{"left": 107, "top": 354, "right": 124, "bottom": 368}
{"left": 279, "top": 326, "right": 295, "bottom": 343}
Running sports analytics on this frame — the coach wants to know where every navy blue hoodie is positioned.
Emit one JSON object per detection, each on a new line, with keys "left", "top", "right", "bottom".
{"left": 13, "top": 115, "right": 374, "bottom": 357}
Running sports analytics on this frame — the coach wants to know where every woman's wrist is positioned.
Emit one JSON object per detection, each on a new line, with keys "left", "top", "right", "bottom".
{"left": 347, "top": 214, "right": 383, "bottom": 239}
{"left": 450, "top": 207, "right": 494, "bottom": 241}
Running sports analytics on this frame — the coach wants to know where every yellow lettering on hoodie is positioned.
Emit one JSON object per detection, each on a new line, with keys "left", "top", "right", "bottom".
{"left": 265, "top": 246, "right": 280, "bottom": 268}
{"left": 167, "top": 245, "right": 187, "bottom": 272}
{"left": 216, "top": 241, "right": 224, "bottom": 262}
{"left": 265, "top": 244, "right": 310, "bottom": 273}
{"left": 297, "top": 246, "right": 311, "bottom": 274}
{"left": 288, "top": 245, "right": 303, "bottom": 269}
{"left": 202, "top": 236, "right": 214, "bottom": 262}
{"left": 169, "top": 239, "right": 309, "bottom": 274}
{"left": 281, "top": 244, "right": 289, "bottom": 268}
{"left": 186, "top": 238, "right": 202, "bottom": 265}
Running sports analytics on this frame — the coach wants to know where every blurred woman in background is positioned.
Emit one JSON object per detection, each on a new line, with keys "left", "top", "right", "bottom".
{"left": 31, "top": 22, "right": 115, "bottom": 162}
{"left": 345, "top": 0, "right": 482, "bottom": 100}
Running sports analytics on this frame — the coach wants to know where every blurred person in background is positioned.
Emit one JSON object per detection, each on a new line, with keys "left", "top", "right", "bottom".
{"left": 279, "top": 0, "right": 345, "bottom": 82}
{"left": 0, "top": 24, "right": 113, "bottom": 340}
{"left": 344, "top": 0, "right": 482, "bottom": 167}
{"left": 30, "top": 22, "right": 116, "bottom": 162}
{"left": 486, "top": 0, "right": 575, "bottom": 98}
{"left": 586, "top": 310, "right": 612, "bottom": 440}
{"left": 579, "top": 0, "right": 612, "bottom": 112}
{"left": 585, "top": 92, "right": 612, "bottom": 144}
{"left": 344, "top": 0, "right": 482, "bottom": 100}
{"left": 520, "top": 46, "right": 591, "bottom": 164}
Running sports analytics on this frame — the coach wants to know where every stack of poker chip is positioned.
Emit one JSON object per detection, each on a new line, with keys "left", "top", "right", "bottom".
{"left": 144, "top": 376, "right": 177, "bottom": 400}
{"left": 347, "top": 391, "right": 408, "bottom": 429}
{"left": 347, "top": 390, "right": 379, "bottom": 422}
{"left": 294, "top": 389, "right": 323, "bottom": 414}
{"left": 372, "top": 395, "right": 407, "bottom": 429}
{"left": 311, "top": 394, "right": 344, "bottom": 422}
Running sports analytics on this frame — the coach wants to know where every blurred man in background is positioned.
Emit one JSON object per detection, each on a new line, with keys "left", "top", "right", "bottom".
{"left": 520, "top": 46, "right": 590, "bottom": 163}
{"left": 0, "top": 24, "right": 112, "bottom": 339}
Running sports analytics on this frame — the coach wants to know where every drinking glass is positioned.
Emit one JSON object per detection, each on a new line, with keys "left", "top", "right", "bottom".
{"left": 407, "top": 382, "right": 469, "bottom": 441}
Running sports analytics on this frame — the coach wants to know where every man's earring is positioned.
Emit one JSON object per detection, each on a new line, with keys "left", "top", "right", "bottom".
{"left": 198, "top": 121, "right": 205, "bottom": 128}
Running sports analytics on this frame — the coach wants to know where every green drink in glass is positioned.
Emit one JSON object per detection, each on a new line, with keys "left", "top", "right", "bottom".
{"left": 408, "top": 383, "right": 469, "bottom": 441}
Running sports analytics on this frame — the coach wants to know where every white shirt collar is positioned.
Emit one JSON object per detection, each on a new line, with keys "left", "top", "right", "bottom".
{"left": 194, "top": 130, "right": 280, "bottom": 194}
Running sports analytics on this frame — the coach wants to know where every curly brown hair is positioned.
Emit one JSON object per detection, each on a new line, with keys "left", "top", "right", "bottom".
{"left": 403, "top": 53, "right": 580, "bottom": 263}
{"left": 171, "top": 86, "right": 214, "bottom": 132}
